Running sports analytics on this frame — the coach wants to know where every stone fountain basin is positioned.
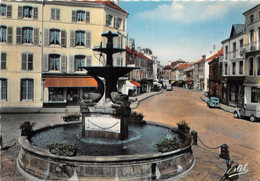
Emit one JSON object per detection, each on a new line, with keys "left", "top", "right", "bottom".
{"left": 17, "top": 121, "right": 194, "bottom": 181}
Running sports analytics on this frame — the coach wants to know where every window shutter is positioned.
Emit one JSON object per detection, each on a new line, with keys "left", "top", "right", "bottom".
{"left": 44, "top": 28, "right": 49, "bottom": 46}
{"left": 85, "top": 31, "right": 91, "bottom": 48}
{"left": 18, "top": 6, "right": 23, "bottom": 19}
{"left": 106, "top": 14, "right": 109, "bottom": 26}
{"left": 56, "top": 9, "right": 60, "bottom": 20}
{"left": 51, "top": 8, "right": 55, "bottom": 20}
{"left": 61, "top": 55, "right": 67, "bottom": 73}
{"left": 22, "top": 54, "right": 27, "bottom": 70}
{"left": 61, "top": 30, "right": 66, "bottom": 47}
{"left": 33, "top": 27, "right": 39, "bottom": 46}
{"left": 86, "top": 55, "right": 92, "bottom": 66}
{"left": 42, "top": 54, "right": 49, "bottom": 72}
{"left": 86, "top": 11, "right": 90, "bottom": 23}
{"left": 20, "top": 79, "right": 22, "bottom": 101}
{"left": 117, "top": 36, "right": 121, "bottom": 48}
{"left": 69, "top": 55, "right": 74, "bottom": 72}
{"left": 114, "top": 17, "right": 116, "bottom": 28}
{"left": 72, "top": 11, "right": 76, "bottom": 22}
{"left": 7, "top": 5, "right": 12, "bottom": 18}
{"left": 33, "top": 7, "right": 38, "bottom": 20}
{"left": 7, "top": 27, "right": 12, "bottom": 44}
{"left": 16, "top": 27, "right": 22, "bottom": 44}
{"left": 70, "top": 30, "right": 75, "bottom": 47}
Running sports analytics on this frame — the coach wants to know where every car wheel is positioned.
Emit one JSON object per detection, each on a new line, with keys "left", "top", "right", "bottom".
{"left": 234, "top": 112, "right": 239, "bottom": 119}
{"left": 249, "top": 115, "right": 256, "bottom": 122}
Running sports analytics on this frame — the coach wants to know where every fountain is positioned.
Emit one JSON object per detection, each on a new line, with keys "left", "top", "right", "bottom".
{"left": 17, "top": 31, "right": 194, "bottom": 180}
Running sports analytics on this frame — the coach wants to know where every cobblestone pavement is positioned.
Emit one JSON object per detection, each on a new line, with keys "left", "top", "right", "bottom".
{"left": 134, "top": 87, "right": 260, "bottom": 181}
{"left": 0, "top": 88, "right": 259, "bottom": 180}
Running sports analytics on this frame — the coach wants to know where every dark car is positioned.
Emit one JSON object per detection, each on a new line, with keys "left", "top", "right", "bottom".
{"left": 207, "top": 97, "right": 221, "bottom": 108}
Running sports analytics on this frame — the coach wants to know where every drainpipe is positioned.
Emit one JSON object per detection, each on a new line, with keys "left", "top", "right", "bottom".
{"left": 41, "top": 0, "right": 44, "bottom": 106}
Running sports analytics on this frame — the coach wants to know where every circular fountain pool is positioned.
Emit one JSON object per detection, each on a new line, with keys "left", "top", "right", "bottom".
{"left": 17, "top": 121, "right": 194, "bottom": 181}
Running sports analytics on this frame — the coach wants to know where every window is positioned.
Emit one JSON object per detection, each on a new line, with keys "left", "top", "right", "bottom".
{"left": 249, "top": 58, "right": 253, "bottom": 75}
{"left": 22, "top": 27, "right": 33, "bottom": 43}
{"left": 0, "top": 4, "right": 6, "bottom": 16}
{"left": 49, "top": 88, "right": 65, "bottom": 101}
{"left": 49, "top": 54, "right": 60, "bottom": 70}
{"left": 224, "top": 63, "right": 227, "bottom": 75}
{"left": 0, "top": 79, "right": 7, "bottom": 100}
{"left": 21, "top": 79, "right": 33, "bottom": 100}
{"left": 251, "top": 87, "right": 260, "bottom": 103}
{"left": 1, "top": 52, "right": 6, "bottom": 70}
{"left": 76, "top": 11, "right": 85, "bottom": 21}
{"left": 232, "top": 42, "right": 236, "bottom": 58}
{"left": 232, "top": 62, "right": 236, "bottom": 75}
{"left": 0, "top": 26, "right": 6, "bottom": 42}
{"left": 76, "top": 31, "right": 85, "bottom": 46}
{"left": 75, "top": 55, "right": 85, "bottom": 71}
{"left": 239, "top": 61, "right": 243, "bottom": 74}
{"left": 250, "top": 15, "right": 254, "bottom": 23}
{"left": 50, "top": 29, "right": 60, "bottom": 45}
{"left": 225, "top": 46, "right": 228, "bottom": 60}
{"left": 22, "top": 53, "right": 33, "bottom": 70}
{"left": 106, "top": 14, "right": 113, "bottom": 26}
{"left": 51, "top": 8, "right": 60, "bottom": 20}
{"left": 23, "top": 6, "right": 33, "bottom": 18}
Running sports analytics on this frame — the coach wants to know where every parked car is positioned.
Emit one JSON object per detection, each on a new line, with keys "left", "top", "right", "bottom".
{"left": 166, "top": 85, "right": 173, "bottom": 91}
{"left": 233, "top": 104, "right": 260, "bottom": 122}
{"left": 207, "top": 97, "right": 221, "bottom": 108}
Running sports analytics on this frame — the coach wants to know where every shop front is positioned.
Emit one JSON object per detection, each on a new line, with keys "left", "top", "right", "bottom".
{"left": 43, "top": 76, "right": 98, "bottom": 107}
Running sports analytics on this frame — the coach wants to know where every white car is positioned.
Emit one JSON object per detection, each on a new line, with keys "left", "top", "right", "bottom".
{"left": 166, "top": 85, "right": 173, "bottom": 91}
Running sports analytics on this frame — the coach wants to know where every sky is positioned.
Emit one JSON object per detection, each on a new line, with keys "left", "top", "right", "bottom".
{"left": 119, "top": 0, "right": 260, "bottom": 65}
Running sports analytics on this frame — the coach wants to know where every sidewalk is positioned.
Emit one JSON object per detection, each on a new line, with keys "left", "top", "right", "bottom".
{"left": 0, "top": 90, "right": 165, "bottom": 114}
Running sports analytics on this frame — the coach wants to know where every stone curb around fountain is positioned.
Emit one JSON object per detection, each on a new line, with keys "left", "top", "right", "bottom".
{"left": 17, "top": 120, "right": 194, "bottom": 181}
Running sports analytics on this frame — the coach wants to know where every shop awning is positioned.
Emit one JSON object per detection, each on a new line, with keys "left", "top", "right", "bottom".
{"left": 45, "top": 77, "right": 98, "bottom": 88}
{"left": 131, "top": 80, "right": 141, "bottom": 87}
{"left": 125, "top": 80, "right": 136, "bottom": 90}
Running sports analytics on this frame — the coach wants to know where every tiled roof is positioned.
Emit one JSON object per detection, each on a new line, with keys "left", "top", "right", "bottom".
{"left": 206, "top": 47, "right": 223, "bottom": 61}
{"left": 126, "top": 46, "right": 152, "bottom": 62}
{"left": 73, "top": 0, "right": 128, "bottom": 14}
{"left": 174, "top": 63, "right": 190, "bottom": 70}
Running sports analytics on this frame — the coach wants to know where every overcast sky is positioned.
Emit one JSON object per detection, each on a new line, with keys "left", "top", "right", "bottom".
{"left": 120, "top": 1, "right": 259, "bottom": 65}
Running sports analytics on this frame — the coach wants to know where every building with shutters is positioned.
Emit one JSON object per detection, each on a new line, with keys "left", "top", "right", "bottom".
{"left": 0, "top": 0, "right": 128, "bottom": 108}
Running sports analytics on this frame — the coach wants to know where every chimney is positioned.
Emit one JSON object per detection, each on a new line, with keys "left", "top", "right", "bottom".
{"left": 202, "top": 55, "right": 206, "bottom": 60}
{"left": 137, "top": 47, "right": 141, "bottom": 53}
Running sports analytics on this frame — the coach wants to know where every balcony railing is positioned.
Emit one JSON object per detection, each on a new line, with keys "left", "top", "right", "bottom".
{"left": 223, "top": 41, "right": 260, "bottom": 60}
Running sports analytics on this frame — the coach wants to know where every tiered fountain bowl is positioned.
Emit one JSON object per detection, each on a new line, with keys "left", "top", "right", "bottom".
{"left": 17, "top": 31, "right": 194, "bottom": 181}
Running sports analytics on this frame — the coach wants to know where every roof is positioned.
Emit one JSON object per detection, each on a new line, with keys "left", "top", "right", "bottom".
{"left": 205, "top": 47, "right": 223, "bottom": 61}
{"left": 174, "top": 63, "right": 190, "bottom": 70}
{"left": 243, "top": 4, "right": 260, "bottom": 15}
{"left": 72, "top": 0, "right": 128, "bottom": 14}
{"left": 170, "top": 60, "right": 186, "bottom": 68}
{"left": 126, "top": 46, "right": 152, "bottom": 62}
{"left": 194, "top": 58, "right": 204, "bottom": 64}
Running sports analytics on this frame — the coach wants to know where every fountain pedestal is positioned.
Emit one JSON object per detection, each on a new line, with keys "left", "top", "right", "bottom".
{"left": 80, "top": 31, "right": 135, "bottom": 140}
{"left": 81, "top": 104, "right": 130, "bottom": 140}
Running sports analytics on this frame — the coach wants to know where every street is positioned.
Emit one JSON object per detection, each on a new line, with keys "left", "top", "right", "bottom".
{"left": 0, "top": 87, "right": 259, "bottom": 180}
{"left": 134, "top": 87, "right": 260, "bottom": 180}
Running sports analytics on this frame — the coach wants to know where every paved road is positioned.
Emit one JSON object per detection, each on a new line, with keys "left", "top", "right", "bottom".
{"left": 134, "top": 87, "right": 260, "bottom": 181}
